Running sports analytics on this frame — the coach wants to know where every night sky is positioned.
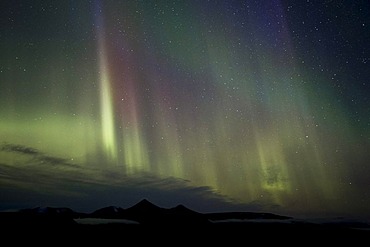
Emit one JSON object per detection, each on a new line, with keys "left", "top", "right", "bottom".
{"left": 1, "top": 0, "right": 369, "bottom": 219}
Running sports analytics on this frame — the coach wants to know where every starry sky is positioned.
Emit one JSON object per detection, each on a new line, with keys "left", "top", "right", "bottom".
{"left": 0, "top": 0, "right": 369, "bottom": 218}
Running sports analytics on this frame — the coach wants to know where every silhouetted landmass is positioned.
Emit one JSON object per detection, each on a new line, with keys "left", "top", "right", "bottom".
{"left": 90, "top": 206, "right": 125, "bottom": 219}
{"left": 124, "top": 199, "right": 163, "bottom": 224}
{"left": 88, "top": 199, "right": 208, "bottom": 225}
{"left": 20, "top": 206, "right": 83, "bottom": 218}
{"left": 206, "top": 211, "right": 291, "bottom": 221}
{"left": 1, "top": 199, "right": 369, "bottom": 243}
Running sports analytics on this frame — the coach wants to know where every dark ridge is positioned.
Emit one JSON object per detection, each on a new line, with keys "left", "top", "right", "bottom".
{"left": 90, "top": 206, "right": 125, "bottom": 219}
{"left": 206, "top": 212, "right": 292, "bottom": 221}
{"left": 124, "top": 199, "right": 164, "bottom": 224}
{"left": 19, "top": 207, "right": 80, "bottom": 218}
{"left": 126, "top": 199, "right": 162, "bottom": 213}
{"left": 4, "top": 207, "right": 79, "bottom": 228}
{"left": 1, "top": 200, "right": 369, "bottom": 242}
{"left": 165, "top": 204, "right": 209, "bottom": 225}
{"left": 169, "top": 204, "right": 197, "bottom": 213}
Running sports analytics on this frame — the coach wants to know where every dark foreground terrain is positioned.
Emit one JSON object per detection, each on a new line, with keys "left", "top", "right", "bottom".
{"left": 1, "top": 200, "right": 369, "bottom": 244}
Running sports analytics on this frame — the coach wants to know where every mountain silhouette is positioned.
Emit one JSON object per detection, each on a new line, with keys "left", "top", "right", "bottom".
{"left": 126, "top": 199, "right": 162, "bottom": 214}
{"left": 88, "top": 199, "right": 209, "bottom": 225}
{"left": 165, "top": 204, "right": 209, "bottom": 224}
{"left": 124, "top": 199, "right": 164, "bottom": 224}
{"left": 1, "top": 199, "right": 368, "bottom": 242}
{"left": 168, "top": 204, "right": 198, "bottom": 214}
{"left": 20, "top": 207, "right": 80, "bottom": 218}
{"left": 16, "top": 200, "right": 292, "bottom": 225}
{"left": 13, "top": 207, "right": 79, "bottom": 227}
{"left": 91, "top": 206, "right": 125, "bottom": 219}
{"left": 206, "top": 212, "right": 292, "bottom": 221}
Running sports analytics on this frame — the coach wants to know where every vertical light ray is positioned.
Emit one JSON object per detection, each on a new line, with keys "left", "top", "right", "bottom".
{"left": 95, "top": 3, "right": 117, "bottom": 162}
{"left": 149, "top": 78, "right": 184, "bottom": 178}
{"left": 121, "top": 78, "right": 149, "bottom": 174}
{"left": 99, "top": 66, "right": 117, "bottom": 161}
{"left": 197, "top": 5, "right": 347, "bottom": 210}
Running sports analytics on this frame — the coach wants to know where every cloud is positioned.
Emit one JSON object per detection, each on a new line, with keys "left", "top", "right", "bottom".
{"left": 1, "top": 144, "right": 39, "bottom": 155}
{"left": 1, "top": 143, "right": 77, "bottom": 167}
{"left": 0, "top": 143, "right": 265, "bottom": 213}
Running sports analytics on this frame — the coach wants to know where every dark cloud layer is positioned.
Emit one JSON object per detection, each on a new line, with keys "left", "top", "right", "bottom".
{"left": 0, "top": 143, "right": 262, "bottom": 213}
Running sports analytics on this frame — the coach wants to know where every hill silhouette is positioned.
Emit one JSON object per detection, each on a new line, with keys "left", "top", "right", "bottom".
{"left": 87, "top": 199, "right": 209, "bottom": 225}
{"left": 0, "top": 199, "right": 368, "bottom": 242}
{"left": 91, "top": 206, "right": 125, "bottom": 219}
{"left": 20, "top": 206, "right": 81, "bottom": 218}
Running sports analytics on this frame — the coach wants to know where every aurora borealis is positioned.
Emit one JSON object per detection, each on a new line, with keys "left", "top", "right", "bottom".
{"left": 1, "top": 1, "right": 369, "bottom": 218}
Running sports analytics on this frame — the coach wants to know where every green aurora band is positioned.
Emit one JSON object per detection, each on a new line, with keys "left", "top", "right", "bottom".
{"left": 0, "top": 1, "right": 369, "bottom": 217}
